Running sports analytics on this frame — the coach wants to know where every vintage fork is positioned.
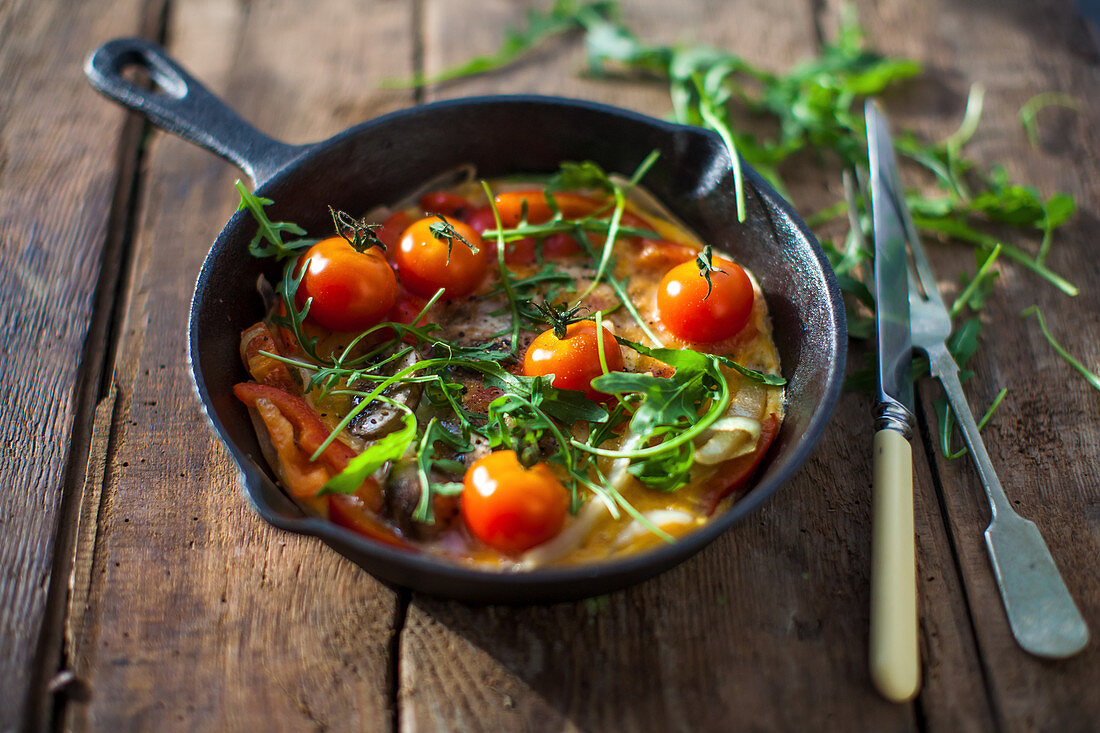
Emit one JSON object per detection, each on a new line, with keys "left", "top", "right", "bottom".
{"left": 900, "top": 207, "right": 1089, "bottom": 658}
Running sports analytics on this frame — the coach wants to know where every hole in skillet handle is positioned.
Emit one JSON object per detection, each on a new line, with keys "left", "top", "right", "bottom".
{"left": 85, "top": 37, "right": 305, "bottom": 186}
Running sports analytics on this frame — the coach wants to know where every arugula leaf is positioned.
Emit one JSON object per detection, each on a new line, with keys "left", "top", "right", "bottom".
{"left": 628, "top": 435, "right": 694, "bottom": 491}
{"left": 715, "top": 356, "right": 787, "bottom": 386}
{"left": 398, "top": 2, "right": 1095, "bottom": 412}
{"left": 588, "top": 339, "right": 732, "bottom": 467}
{"left": 547, "top": 160, "right": 614, "bottom": 192}
{"left": 272, "top": 259, "right": 325, "bottom": 364}
{"left": 320, "top": 404, "right": 417, "bottom": 495}
{"left": 235, "top": 180, "right": 312, "bottom": 259}
{"left": 383, "top": 0, "right": 616, "bottom": 88}
{"left": 414, "top": 418, "right": 473, "bottom": 523}
{"left": 540, "top": 387, "right": 609, "bottom": 424}
{"left": 595, "top": 341, "right": 714, "bottom": 434}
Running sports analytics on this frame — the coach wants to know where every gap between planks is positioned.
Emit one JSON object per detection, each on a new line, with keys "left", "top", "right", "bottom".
{"left": 29, "top": 2, "right": 171, "bottom": 729}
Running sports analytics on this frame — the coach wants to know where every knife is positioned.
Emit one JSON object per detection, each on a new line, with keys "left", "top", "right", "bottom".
{"left": 867, "top": 105, "right": 1089, "bottom": 660}
{"left": 866, "top": 100, "right": 920, "bottom": 703}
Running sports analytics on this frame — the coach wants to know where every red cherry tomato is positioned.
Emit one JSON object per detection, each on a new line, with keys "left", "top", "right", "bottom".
{"left": 465, "top": 205, "right": 497, "bottom": 235}
{"left": 543, "top": 232, "right": 580, "bottom": 258}
{"left": 461, "top": 450, "right": 569, "bottom": 554}
{"left": 419, "top": 191, "right": 469, "bottom": 217}
{"left": 378, "top": 210, "right": 414, "bottom": 249}
{"left": 494, "top": 190, "right": 601, "bottom": 227}
{"left": 523, "top": 321, "right": 624, "bottom": 401}
{"left": 443, "top": 204, "right": 538, "bottom": 266}
{"left": 657, "top": 255, "right": 754, "bottom": 343}
{"left": 394, "top": 216, "right": 489, "bottom": 299}
{"left": 388, "top": 289, "right": 428, "bottom": 327}
{"left": 296, "top": 237, "right": 398, "bottom": 332}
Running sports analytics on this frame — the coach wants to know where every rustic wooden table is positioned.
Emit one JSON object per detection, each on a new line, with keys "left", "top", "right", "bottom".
{"left": 3, "top": 0, "right": 1099, "bottom": 730}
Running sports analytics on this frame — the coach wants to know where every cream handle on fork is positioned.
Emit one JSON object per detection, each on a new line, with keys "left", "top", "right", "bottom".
{"left": 927, "top": 343, "right": 1090, "bottom": 658}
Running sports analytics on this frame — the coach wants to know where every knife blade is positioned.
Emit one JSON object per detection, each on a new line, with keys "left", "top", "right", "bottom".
{"left": 866, "top": 100, "right": 920, "bottom": 703}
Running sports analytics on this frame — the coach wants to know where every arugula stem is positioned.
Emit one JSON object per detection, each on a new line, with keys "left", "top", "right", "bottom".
{"left": 1022, "top": 306, "right": 1100, "bottom": 391}
{"left": 481, "top": 181, "right": 523, "bottom": 356}
{"left": 912, "top": 215, "right": 1079, "bottom": 296}
{"left": 607, "top": 273, "right": 662, "bottom": 345}
{"left": 696, "top": 80, "right": 747, "bottom": 223}
{"left": 950, "top": 243, "right": 1001, "bottom": 318}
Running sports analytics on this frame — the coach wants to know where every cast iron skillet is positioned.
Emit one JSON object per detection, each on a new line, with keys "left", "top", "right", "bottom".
{"left": 86, "top": 38, "right": 846, "bottom": 603}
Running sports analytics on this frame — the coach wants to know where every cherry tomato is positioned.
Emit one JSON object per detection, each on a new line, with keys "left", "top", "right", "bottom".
{"left": 468, "top": 204, "right": 578, "bottom": 264}
{"left": 464, "top": 205, "right": 497, "bottom": 235}
{"left": 657, "top": 255, "right": 754, "bottom": 343}
{"left": 394, "top": 216, "right": 489, "bottom": 298}
{"left": 296, "top": 237, "right": 398, "bottom": 332}
{"left": 543, "top": 232, "right": 580, "bottom": 258}
{"left": 634, "top": 239, "right": 698, "bottom": 271}
{"left": 494, "top": 190, "right": 601, "bottom": 227}
{"left": 523, "top": 321, "right": 624, "bottom": 401}
{"left": 466, "top": 205, "right": 544, "bottom": 266}
{"left": 419, "top": 191, "right": 469, "bottom": 217}
{"left": 378, "top": 210, "right": 414, "bottom": 249}
{"left": 387, "top": 289, "right": 428, "bottom": 327}
{"left": 507, "top": 238, "right": 538, "bottom": 266}
{"left": 461, "top": 450, "right": 569, "bottom": 554}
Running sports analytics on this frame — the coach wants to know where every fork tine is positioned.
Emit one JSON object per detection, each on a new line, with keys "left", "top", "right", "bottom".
{"left": 907, "top": 269, "right": 923, "bottom": 301}
{"left": 897, "top": 199, "right": 946, "bottom": 310}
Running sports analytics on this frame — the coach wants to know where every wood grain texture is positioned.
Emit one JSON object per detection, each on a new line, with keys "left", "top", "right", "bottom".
{"left": 1, "top": 0, "right": 1093, "bottom": 729}
{"left": 830, "top": 0, "right": 1100, "bottom": 728}
{"left": 0, "top": 0, "right": 158, "bottom": 729}
{"left": 395, "top": 2, "right": 960, "bottom": 730}
{"left": 59, "top": 0, "right": 417, "bottom": 730}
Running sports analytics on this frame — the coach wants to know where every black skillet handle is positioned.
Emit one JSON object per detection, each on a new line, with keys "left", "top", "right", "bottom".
{"left": 85, "top": 38, "right": 306, "bottom": 187}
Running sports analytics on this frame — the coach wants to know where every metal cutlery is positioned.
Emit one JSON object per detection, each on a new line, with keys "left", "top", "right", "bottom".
{"left": 866, "top": 101, "right": 920, "bottom": 703}
{"left": 867, "top": 101, "right": 1090, "bottom": 662}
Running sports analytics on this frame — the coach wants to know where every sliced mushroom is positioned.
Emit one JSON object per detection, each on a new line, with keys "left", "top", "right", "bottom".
{"left": 384, "top": 458, "right": 459, "bottom": 540}
{"left": 348, "top": 348, "right": 423, "bottom": 439}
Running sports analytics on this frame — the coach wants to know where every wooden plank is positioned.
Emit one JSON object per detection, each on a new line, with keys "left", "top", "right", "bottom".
{"left": 398, "top": 2, "right": 986, "bottom": 730}
{"left": 827, "top": 0, "right": 1100, "bottom": 728}
{"left": 59, "top": 0, "right": 418, "bottom": 729}
{"left": 0, "top": 0, "right": 162, "bottom": 728}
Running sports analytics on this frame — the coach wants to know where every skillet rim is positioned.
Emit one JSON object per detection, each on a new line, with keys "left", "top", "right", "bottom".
{"left": 187, "top": 94, "right": 847, "bottom": 601}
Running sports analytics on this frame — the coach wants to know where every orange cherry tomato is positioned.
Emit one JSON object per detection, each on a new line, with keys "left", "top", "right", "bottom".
{"left": 657, "top": 255, "right": 754, "bottom": 343}
{"left": 394, "top": 216, "right": 489, "bottom": 299}
{"left": 461, "top": 450, "right": 569, "bottom": 554}
{"left": 419, "top": 191, "right": 469, "bottom": 217}
{"left": 493, "top": 190, "right": 602, "bottom": 227}
{"left": 523, "top": 321, "right": 624, "bottom": 401}
{"left": 296, "top": 237, "right": 398, "bottom": 332}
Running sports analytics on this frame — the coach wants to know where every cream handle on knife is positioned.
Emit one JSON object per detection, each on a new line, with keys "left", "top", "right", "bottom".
{"left": 870, "top": 427, "right": 920, "bottom": 702}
